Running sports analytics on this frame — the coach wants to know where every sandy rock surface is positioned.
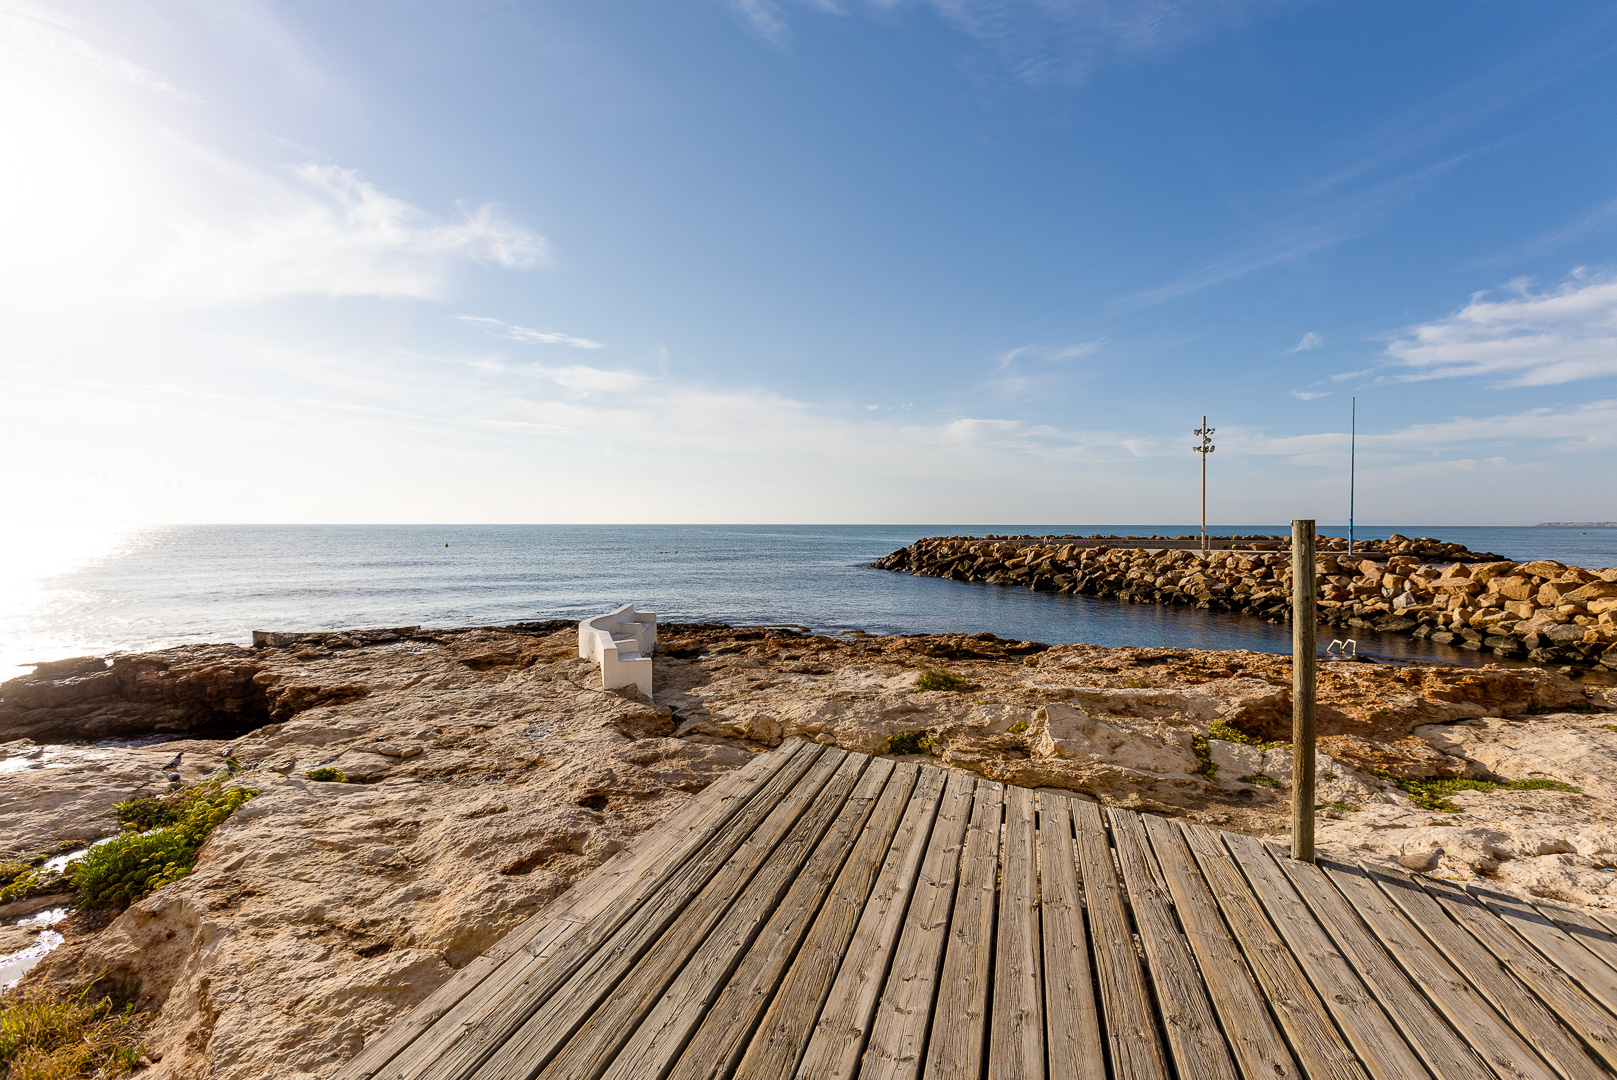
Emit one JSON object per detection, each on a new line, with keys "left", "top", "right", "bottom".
{"left": 2, "top": 621, "right": 1615, "bottom": 1079}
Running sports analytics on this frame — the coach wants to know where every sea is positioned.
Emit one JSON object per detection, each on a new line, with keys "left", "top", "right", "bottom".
{"left": 3, "top": 524, "right": 1615, "bottom": 682}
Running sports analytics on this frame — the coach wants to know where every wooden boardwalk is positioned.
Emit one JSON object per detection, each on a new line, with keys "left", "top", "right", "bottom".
{"left": 336, "top": 740, "right": 1617, "bottom": 1080}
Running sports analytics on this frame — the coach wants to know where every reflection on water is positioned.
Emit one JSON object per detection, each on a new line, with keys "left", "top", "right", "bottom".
{"left": 3, "top": 524, "right": 1612, "bottom": 681}
{"left": 0, "top": 908, "right": 69, "bottom": 991}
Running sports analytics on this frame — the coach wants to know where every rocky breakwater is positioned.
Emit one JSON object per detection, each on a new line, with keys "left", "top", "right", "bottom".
{"left": 876, "top": 534, "right": 1617, "bottom": 669}
{"left": 2, "top": 620, "right": 1615, "bottom": 1078}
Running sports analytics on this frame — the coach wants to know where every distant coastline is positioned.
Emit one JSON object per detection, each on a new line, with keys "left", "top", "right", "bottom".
{"left": 1536, "top": 522, "right": 1617, "bottom": 528}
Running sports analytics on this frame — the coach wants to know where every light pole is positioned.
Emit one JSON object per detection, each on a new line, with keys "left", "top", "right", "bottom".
{"left": 1348, "top": 397, "right": 1356, "bottom": 556}
{"left": 1194, "top": 416, "right": 1216, "bottom": 553}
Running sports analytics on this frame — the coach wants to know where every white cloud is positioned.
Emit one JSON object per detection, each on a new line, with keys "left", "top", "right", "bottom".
{"left": 730, "top": 0, "right": 1287, "bottom": 82}
{"left": 1289, "top": 331, "right": 1324, "bottom": 352}
{"left": 1384, "top": 271, "right": 1617, "bottom": 386}
{"left": 0, "top": 5, "right": 197, "bottom": 101}
{"left": 1290, "top": 390, "right": 1330, "bottom": 401}
{"left": 143, "top": 165, "right": 544, "bottom": 306}
{"left": 1232, "top": 399, "right": 1617, "bottom": 465}
{"left": 987, "top": 338, "right": 1103, "bottom": 397}
{"left": 0, "top": 12, "right": 543, "bottom": 310}
{"left": 457, "top": 315, "right": 604, "bottom": 350}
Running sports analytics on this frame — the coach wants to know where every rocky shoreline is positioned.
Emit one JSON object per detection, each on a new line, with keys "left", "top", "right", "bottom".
{"left": 875, "top": 534, "right": 1617, "bottom": 670}
{"left": 3, "top": 621, "right": 1616, "bottom": 1078}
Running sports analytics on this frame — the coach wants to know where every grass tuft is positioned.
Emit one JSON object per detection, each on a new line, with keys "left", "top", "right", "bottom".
{"left": 1191, "top": 736, "right": 1217, "bottom": 780}
{"left": 75, "top": 779, "right": 256, "bottom": 909}
{"left": 1371, "top": 770, "right": 1582, "bottom": 813}
{"left": 1207, "top": 720, "right": 1286, "bottom": 750}
{"left": 0, "top": 986, "right": 146, "bottom": 1079}
{"left": 887, "top": 730, "right": 932, "bottom": 756}
{"left": 302, "top": 767, "right": 347, "bottom": 783}
{"left": 914, "top": 668, "right": 968, "bottom": 693}
{"left": 1238, "top": 774, "right": 1280, "bottom": 788}
{"left": 1007, "top": 721, "right": 1028, "bottom": 735}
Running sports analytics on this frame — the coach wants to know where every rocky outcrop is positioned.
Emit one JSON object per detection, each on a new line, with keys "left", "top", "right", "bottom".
{"left": 2, "top": 621, "right": 1613, "bottom": 1079}
{"left": 875, "top": 536, "right": 1617, "bottom": 669}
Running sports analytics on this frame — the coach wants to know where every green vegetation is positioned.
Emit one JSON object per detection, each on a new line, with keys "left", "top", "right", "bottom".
{"left": 1238, "top": 774, "right": 1280, "bottom": 788}
{"left": 0, "top": 986, "right": 145, "bottom": 1079}
{"left": 1191, "top": 735, "right": 1217, "bottom": 780}
{"left": 302, "top": 767, "right": 347, "bottom": 783}
{"left": 914, "top": 668, "right": 968, "bottom": 692}
{"left": 1372, "top": 769, "right": 1582, "bottom": 813}
{"left": 887, "top": 730, "right": 932, "bottom": 756}
{"left": 1206, "top": 720, "right": 1286, "bottom": 750}
{"left": 0, "top": 853, "right": 73, "bottom": 907}
{"left": 1007, "top": 721, "right": 1028, "bottom": 735}
{"left": 1601, "top": 724, "right": 1617, "bottom": 734}
{"left": 75, "top": 779, "right": 257, "bottom": 909}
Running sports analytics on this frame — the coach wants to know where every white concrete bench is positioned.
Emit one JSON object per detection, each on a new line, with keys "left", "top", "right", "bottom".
{"left": 578, "top": 604, "right": 657, "bottom": 700}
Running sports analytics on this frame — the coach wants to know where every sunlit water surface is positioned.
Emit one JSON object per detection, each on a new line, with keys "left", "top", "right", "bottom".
{"left": 3, "top": 524, "right": 1615, "bottom": 681}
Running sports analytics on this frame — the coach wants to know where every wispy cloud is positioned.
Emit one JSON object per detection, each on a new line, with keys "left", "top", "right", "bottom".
{"left": 1290, "top": 390, "right": 1330, "bottom": 401}
{"left": 1469, "top": 195, "right": 1617, "bottom": 268}
{"left": 728, "top": 0, "right": 1291, "bottom": 82}
{"left": 458, "top": 315, "right": 604, "bottom": 350}
{"left": 985, "top": 338, "right": 1103, "bottom": 397}
{"left": 1288, "top": 331, "right": 1323, "bottom": 352}
{"left": 1383, "top": 271, "right": 1617, "bottom": 386}
{"left": 1120, "top": 152, "right": 1480, "bottom": 309}
{"left": 146, "top": 165, "right": 545, "bottom": 305}
{"left": 1232, "top": 399, "right": 1617, "bottom": 466}
{"left": 0, "top": 5, "right": 199, "bottom": 101}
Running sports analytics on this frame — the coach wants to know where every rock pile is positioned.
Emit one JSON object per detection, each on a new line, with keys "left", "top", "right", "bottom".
{"left": 875, "top": 536, "right": 1617, "bottom": 669}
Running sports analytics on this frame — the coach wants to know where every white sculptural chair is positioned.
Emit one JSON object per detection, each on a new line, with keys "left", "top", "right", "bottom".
{"left": 578, "top": 604, "right": 658, "bottom": 700}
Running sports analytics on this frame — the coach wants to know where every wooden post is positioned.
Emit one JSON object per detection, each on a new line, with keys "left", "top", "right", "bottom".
{"left": 1291, "top": 519, "right": 1317, "bottom": 863}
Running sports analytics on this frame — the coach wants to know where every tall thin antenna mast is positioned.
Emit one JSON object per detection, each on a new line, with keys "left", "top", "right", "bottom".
{"left": 1348, "top": 397, "right": 1356, "bottom": 556}
{"left": 1194, "top": 416, "right": 1216, "bottom": 553}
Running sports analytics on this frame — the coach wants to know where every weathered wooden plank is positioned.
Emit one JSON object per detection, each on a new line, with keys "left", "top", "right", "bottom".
{"left": 671, "top": 761, "right": 920, "bottom": 1080}
{"left": 987, "top": 785, "right": 1042, "bottom": 1080}
{"left": 1035, "top": 794, "right": 1105, "bottom": 1080}
{"left": 1138, "top": 816, "right": 1302, "bottom": 1080}
{"left": 856, "top": 770, "right": 977, "bottom": 1080}
{"left": 1416, "top": 877, "right": 1617, "bottom": 1070}
{"left": 1179, "top": 823, "right": 1367, "bottom": 1080}
{"left": 1313, "top": 856, "right": 1558, "bottom": 1080}
{"left": 1220, "top": 830, "right": 1432, "bottom": 1080}
{"left": 1465, "top": 883, "right": 1617, "bottom": 1018}
{"left": 1107, "top": 810, "right": 1237, "bottom": 1080}
{"left": 786, "top": 767, "right": 951, "bottom": 1080}
{"left": 1071, "top": 799, "right": 1168, "bottom": 1080}
{"left": 412, "top": 742, "right": 831, "bottom": 1080}
{"left": 338, "top": 750, "right": 783, "bottom": 1080}
{"left": 1366, "top": 863, "right": 1611, "bottom": 1080}
{"left": 379, "top": 743, "right": 814, "bottom": 1080}
{"left": 499, "top": 749, "right": 868, "bottom": 1080}
{"left": 1273, "top": 847, "right": 1493, "bottom": 1079}
{"left": 600, "top": 757, "right": 896, "bottom": 1080}
{"left": 925, "top": 780, "right": 1004, "bottom": 1080}
{"left": 1533, "top": 899, "right": 1617, "bottom": 977}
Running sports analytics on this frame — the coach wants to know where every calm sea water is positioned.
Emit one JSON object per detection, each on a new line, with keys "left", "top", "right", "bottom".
{"left": 3, "top": 524, "right": 1614, "bottom": 681}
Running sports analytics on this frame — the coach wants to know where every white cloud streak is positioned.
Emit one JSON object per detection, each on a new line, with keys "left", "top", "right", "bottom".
{"left": 0, "top": 5, "right": 198, "bottom": 101}
{"left": 144, "top": 165, "right": 545, "bottom": 306}
{"left": 1289, "top": 331, "right": 1323, "bottom": 352}
{"left": 457, "top": 315, "right": 604, "bottom": 350}
{"left": 1384, "top": 271, "right": 1617, "bottom": 386}
{"left": 730, "top": 0, "right": 1290, "bottom": 82}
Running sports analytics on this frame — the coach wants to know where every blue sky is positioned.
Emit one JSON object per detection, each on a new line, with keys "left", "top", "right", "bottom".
{"left": 2, "top": 0, "right": 1615, "bottom": 525}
